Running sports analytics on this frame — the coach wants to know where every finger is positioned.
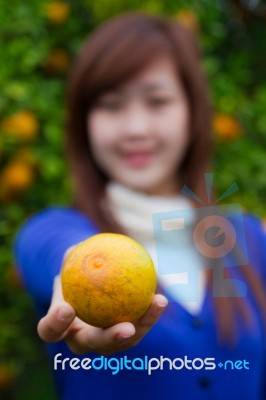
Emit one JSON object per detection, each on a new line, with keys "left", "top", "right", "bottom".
{"left": 65, "top": 295, "right": 167, "bottom": 355}
{"left": 38, "top": 303, "right": 76, "bottom": 343}
{"left": 65, "top": 321, "right": 136, "bottom": 355}
{"left": 37, "top": 276, "right": 76, "bottom": 343}
{"left": 50, "top": 275, "right": 64, "bottom": 305}
{"left": 133, "top": 294, "right": 168, "bottom": 338}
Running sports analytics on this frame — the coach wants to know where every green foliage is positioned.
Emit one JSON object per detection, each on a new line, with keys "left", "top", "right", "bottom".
{"left": 1, "top": 0, "right": 266, "bottom": 398}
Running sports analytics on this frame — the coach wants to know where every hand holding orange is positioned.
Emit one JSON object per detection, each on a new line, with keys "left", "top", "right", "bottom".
{"left": 61, "top": 233, "right": 157, "bottom": 328}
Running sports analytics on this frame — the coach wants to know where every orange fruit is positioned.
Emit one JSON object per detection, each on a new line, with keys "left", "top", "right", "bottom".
{"left": 0, "top": 160, "right": 35, "bottom": 191}
{"left": 0, "top": 110, "right": 39, "bottom": 141}
{"left": 0, "top": 159, "right": 35, "bottom": 201}
{"left": 5, "top": 265, "right": 23, "bottom": 290}
{"left": 61, "top": 233, "right": 157, "bottom": 328}
{"left": 175, "top": 10, "right": 199, "bottom": 32}
{"left": 45, "top": 1, "right": 70, "bottom": 24}
{"left": 213, "top": 113, "right": 243, "bottom": 141}
{"left": 43, "top": 48, "right": 71, "bottom": 74}
{"left": 0, "top": 363, "right": 17, "bottom": 389}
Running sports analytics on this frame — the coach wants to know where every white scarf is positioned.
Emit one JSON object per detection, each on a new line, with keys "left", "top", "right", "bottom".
{"left": 105, "top": 181, "right": 206, "bottom": 315}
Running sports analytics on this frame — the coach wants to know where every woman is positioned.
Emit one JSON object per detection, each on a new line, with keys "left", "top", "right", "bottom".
{"left": 14, "top": 12, "right": 266, "bottom": 400}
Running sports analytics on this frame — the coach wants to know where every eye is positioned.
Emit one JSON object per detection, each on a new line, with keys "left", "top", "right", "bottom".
{"left": 96, "top": 94, "right": 123, "bottom": 111}
{"left": 98, "top": 100, "right": 122, "bottom": 111}
{"left": 148, "top": 97, "right": 170, "bottom": 108}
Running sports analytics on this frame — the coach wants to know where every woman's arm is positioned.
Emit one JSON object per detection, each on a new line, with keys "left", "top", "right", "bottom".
{"left": 13, "top": 206, "right": 100, "bottom": 314}
{"left": 14, "top": 206, "right": 168, "bottom": 355}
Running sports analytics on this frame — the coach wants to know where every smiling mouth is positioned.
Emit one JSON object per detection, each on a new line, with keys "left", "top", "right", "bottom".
{"left": 122, "top": 151, "right": 154, "bottom": 167}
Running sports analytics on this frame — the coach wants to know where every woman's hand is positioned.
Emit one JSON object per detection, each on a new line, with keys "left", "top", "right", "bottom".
{"left": 37, "top": 274, "right": 168, "bottom": 356}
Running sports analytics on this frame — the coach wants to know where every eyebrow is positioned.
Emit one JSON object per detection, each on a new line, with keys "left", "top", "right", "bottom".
{"left": 99, "top": 82, "right": 177, "bottom": 99}
{"left": 137, "top": 83, "right": 173, "bottom": 92}
{"left": 117, "top": 82, "right": 176, "bottom": 96}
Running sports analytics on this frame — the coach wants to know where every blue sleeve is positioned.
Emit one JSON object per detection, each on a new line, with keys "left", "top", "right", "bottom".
{"left": 244, "top": 214, "right": 266, "bottom": 279}
{"left": 243, "top": 214, "right": 266, "bottom": 399}
{"left": 13, "top": 206, "right": 99, "bottom": 314}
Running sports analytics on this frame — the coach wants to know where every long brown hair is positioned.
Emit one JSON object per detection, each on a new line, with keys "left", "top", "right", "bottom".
{"left": 65, "top": 12, "right": 266, "bottom": 345}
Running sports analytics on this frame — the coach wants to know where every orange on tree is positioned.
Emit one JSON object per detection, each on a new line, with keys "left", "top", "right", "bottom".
{"left": 213, "top": 113, "right": 243, "bottom": 141}
{"left": 0, "top": 159, "right": 35, "bottom": 201}
{"left": 61, "top": 233, "right": 157, "bottom": 328}
{"left": 43, "top": 48, "right": 71, "bottom": 74}
{"left": 0, "top": 110, "right": 39, "bottom": 141}
{"left": 5, "top": 265, "right": 23, "bottom": 290}
{"left": 44, "top": 1, "right": 70, "bottom": 24}
{"left": 0, "top": 363, "right": 17, "bottom": 389}
{"left": 175, "top": 9, "right": 199, "bottom": 32}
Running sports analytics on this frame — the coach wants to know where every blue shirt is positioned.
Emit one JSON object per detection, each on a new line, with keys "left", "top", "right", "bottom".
{"left": 14, "top": 207, "right": 266, "bottom": 400}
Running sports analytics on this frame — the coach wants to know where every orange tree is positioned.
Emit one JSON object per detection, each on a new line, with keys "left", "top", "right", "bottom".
{"left": 1, "top": 0, "right": 266, "bottom": 398}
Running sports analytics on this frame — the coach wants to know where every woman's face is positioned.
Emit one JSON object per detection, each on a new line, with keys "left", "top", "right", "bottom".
{"left": 88, "top": 57, "right": 190, "bottom": 196}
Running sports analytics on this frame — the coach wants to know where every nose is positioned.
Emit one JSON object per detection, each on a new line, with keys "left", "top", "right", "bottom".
{"left": 121, "top": 104, "right": 152, "bottom": 139}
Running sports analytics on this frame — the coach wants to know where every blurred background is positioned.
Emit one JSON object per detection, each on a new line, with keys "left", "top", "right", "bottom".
{"left": 1, "top": 0, "right": 266, "bottom": 398}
